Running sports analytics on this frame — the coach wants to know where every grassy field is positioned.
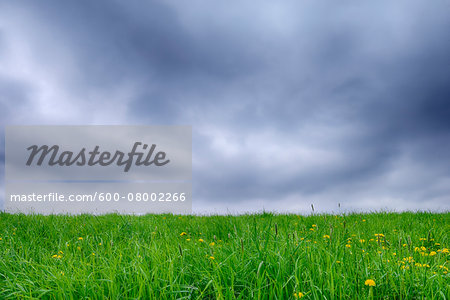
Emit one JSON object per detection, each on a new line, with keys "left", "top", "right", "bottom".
{"left": 0, "top": 212, "right": 448, "bottom": 299}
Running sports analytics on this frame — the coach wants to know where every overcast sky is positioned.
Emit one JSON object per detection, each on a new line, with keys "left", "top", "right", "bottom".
{"left": 1, "top": 1, "right": 449, "bottom": 214}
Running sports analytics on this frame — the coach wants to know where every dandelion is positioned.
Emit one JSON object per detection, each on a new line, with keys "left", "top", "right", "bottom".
{"left": 59, "top": 251, "right": 64, "bottom": 254}
{"left": 430, "top": 251, "right": 437, "bottom": 256}
{"left": 312, "top": 224, "right": 317, "bottom": 228}
{"left": 294, "top": 292, "right": 304, "bottom": 298}
{"left": 180, "top": 232, "right": 187, "bottom": 237}
{"left": 99, "top": 243, "right": 102, "bottom": 246}
{"left": 209, "top": 242, "right": 215, "bottom": 246}
{"left": 345, "top": 244, "right": 351, "bottom": 248}
{"left": 336, "top": 261, "right": 341, "bottom": 264}
{"left": 362, "top": 219, "right": 366, "bottom": 222}
{"left": 52, "top": 254, "right": 58, "bottom": 258}
{"left": 365, "top": 279, "right": 376, "bottom": 287}
{"left": 78, "top": 237, "right": 83, "bottom": 240}
{"left": 186, "top": 239, "right": 191, "bottom": 241}
{"left": 209, "top": 256, "right": 215, "bottom": 260}
{"left": 323, "top": 235, "right": 330, "bottom": 239}
{"left": 0, "top": 237, "right": 2, "bottom": 241}
{"left": 374, "top": 234, "right": 384, "bottom": 238}
{"left": 92, "top": 253, "right": 95, "bottom": 256}
{"left": 198, "top": 239, "right": 204, "bottom": 242}
{"left": 442, "top": 248, "right": 449, "bottom": 254}
{"left": 360, "top": 239, "right": 365, "bottom": 243}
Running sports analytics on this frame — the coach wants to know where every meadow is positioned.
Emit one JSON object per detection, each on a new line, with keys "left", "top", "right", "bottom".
{"left": 0, "top": 212, "right": 448, "bottom": 299}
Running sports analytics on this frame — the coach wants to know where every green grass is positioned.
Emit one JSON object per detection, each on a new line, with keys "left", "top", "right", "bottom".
{"left": 0, "top": 212, "right": 449, "bottom": 299}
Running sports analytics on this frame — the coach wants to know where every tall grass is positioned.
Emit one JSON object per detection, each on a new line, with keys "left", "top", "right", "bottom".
{"left": 0, "top": 212, "right": 448, "bottom": 299}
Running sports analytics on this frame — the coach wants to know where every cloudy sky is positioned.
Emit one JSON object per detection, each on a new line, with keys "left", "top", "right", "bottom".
{"left": 1, "top": 0, "right": 449, "bottom": 214}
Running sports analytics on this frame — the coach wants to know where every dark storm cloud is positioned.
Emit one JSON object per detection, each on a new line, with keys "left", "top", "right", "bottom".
{"left": 0, "top": 0, "right": 449, "bottom": 212}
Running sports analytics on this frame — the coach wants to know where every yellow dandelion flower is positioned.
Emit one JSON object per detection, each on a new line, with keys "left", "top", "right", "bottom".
{"left": 364, "top": 279, "right": 376, "bottom": 287}
{"left": 186, "top": 239, "right": 191, "bottom": 241}
{"left": 52, "top": 254, "right": 58, "bottom": 258}
{"left": 362, "top": 219, "right": 366, "bottom": 222}
{"left": 430, "top": 251, "right": 437, "bottom": 256}
{"left": 180, "top": 232, "right": 187, "bottom": 237}
{"left": 78, "top": 237, "right": 83, "bottom": 240}
{"left": 209, "top": 256, "right": 215, "bottom": 260}
{"left": 0, "top": 237, "right": 2, "bottom": 241}
{"left": 294, "top": 292, "right": 304, "bottom": 298}
{"left": 209, "top": 242, "right": 215, "bottom": 246}
{"left": 198, "top": 239, "right": 204, "bottom": 242}
{"left": 345, "top": 244, "right": 351, "bottom": 248}
{"left": 312, "top": 224, "right": 317, "bottom": 227}
{"left": 442, "top": 248, "right": 449, "bottom": 254}
{"left": 59, "top": 251, "right": 63, "bottom": 254}
{"left": 360, "top": 239, "right": 365, "bottom": 243}
{"left": 323, "top": 235, "right": 330, "bottom": 239}
{"left": 92, "top": 252, "right": 95, "bottom": 256}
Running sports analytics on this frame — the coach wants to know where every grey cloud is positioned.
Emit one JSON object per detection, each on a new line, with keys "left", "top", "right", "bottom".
{"left": 1, "top": 0, "right": 449, "bottom": 213}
